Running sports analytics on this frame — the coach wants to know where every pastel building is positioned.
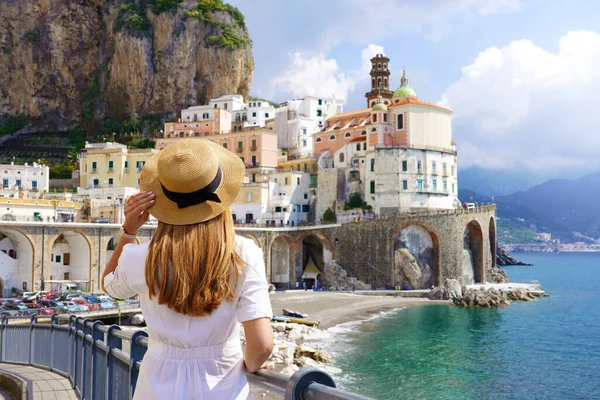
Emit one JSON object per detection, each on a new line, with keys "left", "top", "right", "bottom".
{"left": 275, "top": 96, "right": 343, "bottom": 159}
{"left": 0, "top": 162, "right": 49, "bottom": 196}
{"left": 315, "top": 56, "right": 459, "bottom": 219}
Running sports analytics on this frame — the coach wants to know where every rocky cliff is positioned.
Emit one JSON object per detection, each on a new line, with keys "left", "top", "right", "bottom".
{"left": 0, "top": 0, "right": 253, "bottom": 130}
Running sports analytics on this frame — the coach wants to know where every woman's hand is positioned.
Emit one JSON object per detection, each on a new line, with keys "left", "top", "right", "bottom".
{"left": 122, "top": 191, "right": 155, "bottom": 235}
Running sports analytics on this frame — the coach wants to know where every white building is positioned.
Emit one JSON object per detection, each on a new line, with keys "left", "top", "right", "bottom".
{"left": 180, "top": 94, "right": 275, "bottom": 130}
{"left": 275, "top": 97, "right": 343, "bottom": 159}
{"left": 0, "top": 162, "right": 49, "bottom": 197}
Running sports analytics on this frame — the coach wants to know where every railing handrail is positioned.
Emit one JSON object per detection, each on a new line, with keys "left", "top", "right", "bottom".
{"left": 0, "top": 315, "right": 372, "bottom": 400}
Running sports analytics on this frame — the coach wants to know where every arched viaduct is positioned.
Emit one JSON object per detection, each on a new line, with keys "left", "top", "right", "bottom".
{"left": 0, "top": 206, "right": 496, "bottom": 293}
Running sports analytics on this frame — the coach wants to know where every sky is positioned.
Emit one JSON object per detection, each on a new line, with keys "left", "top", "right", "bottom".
{"left": 228, "top": 0, "right": 600, "bottom": 181}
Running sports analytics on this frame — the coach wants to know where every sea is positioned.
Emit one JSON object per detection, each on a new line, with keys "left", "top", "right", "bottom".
{"left": 321, "top": 252, "right": 600, "bottom": 400}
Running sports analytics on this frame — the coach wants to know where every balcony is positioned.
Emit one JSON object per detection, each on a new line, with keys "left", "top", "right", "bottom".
{"left": 431, "top": 170, "right": 438, "bottom": 176}
{"left": 91, "top": 169, "right": 97, "bottom": 173}
{"left": 237, "top": 147, "right": 244, "bottom": 153}
{"left": 124, "top": 167, "right": 129, "bottom": 173}
{"left": 250, "top": 146, "right": 258, "bottom": 151}
{"left": 107, "top": 168, "right": 114, "bottom": 173}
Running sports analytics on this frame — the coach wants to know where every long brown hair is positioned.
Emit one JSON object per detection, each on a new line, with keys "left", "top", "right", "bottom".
{"left": 145, "top": 209, "right": 243, "bottom": 316}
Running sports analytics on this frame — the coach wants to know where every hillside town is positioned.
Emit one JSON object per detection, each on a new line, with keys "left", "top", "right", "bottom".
{"left": 0, "top": 54, "right": 460, "bottom": 228}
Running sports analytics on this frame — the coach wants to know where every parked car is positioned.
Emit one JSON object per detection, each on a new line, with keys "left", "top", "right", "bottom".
{"left": 71, "top": 298, "right": 94, "bottom": 312}
{"left": 94, "top": 296, "right": 116, "bottom": 310}
{"left": 0, "top": 307, "right": 20, "bottom": 317}
{"left": 24, "top": 303, "right": 56, "bottom": 316}
{"left": 63, "top": 302, "right": 81, "bottom": 313}
{"left": 58, "top": 292, "right": 82, "bottom": 302}
{"left": 92, "top": 217, "right": 110, "bottom": 223}
{"left": 38, "top": 300, "right": 69, "bottom": 314}
{"left": 2, "top": 302, "right": 37, "bottom": 317}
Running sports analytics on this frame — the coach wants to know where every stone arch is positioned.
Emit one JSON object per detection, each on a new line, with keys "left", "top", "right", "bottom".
{"left": 296, "top": 232, "right": 334, "bottom": 289}
{"left": 270, "top": 235, "right": 291, "bottom": 289}
{"left": 0, "top": 227, "right": 35, "bottom": 293}
{"left": 489, "top": 217, "right": 497, "bottom": 269}
{"left": 48, "top": 229, "right": 93, "bottom": 292}
{"left": 339, "top": 153, "right": 345, "bottom": 163}
{"left": 391, "top": 222, "right": 441, "bottom": 289}
{"left": 463, "top": 219, "right": 484, "bottom": 284}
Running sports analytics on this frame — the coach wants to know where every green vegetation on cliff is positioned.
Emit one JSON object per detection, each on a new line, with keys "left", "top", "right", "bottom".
{"left": 186, "top": 0, "right": 249, "bottom": 50}
{"left": 147, "top": 0, "right": 183, "bottom": 14}
{"left": 115, "top": 3, "right": 151, "bottom": 38}
{"left": 248, "top": 95, "right": 279, "bottom": 108}
{"left": 0, "top": 115, "right": 27, "bottom": 136}
{"left": 322, "top": 208, "right": 337, "bottom": 223}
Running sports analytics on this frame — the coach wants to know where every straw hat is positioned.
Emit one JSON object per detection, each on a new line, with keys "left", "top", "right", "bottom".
{"left": 140, "top": 139, "right": 245, "bottom": 225}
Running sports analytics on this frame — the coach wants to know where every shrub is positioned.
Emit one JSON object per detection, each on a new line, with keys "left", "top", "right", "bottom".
{"left": 24, "top": 30, "right": 41, "bottom": 43}
{"left": 115, "top": 3, "right": 151, "bottom": 38}
{"left": 322, "top": 208, "right": 337, "bottom": 223}
{"left": 0, "top": 115, "right": 28, "bottom": 136}
{"left": 185, "top": 0, "right": 249, "bottom": 50}
{"left": 147, "top": 0, "right": 183, "bottom": 14}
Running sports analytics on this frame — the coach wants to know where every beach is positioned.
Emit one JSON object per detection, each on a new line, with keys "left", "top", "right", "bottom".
{"left": 250, "top": 291, "right": 448, "bottom": 398}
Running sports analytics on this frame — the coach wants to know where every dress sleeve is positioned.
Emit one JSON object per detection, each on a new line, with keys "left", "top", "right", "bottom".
{"left": 237, "top": 242, "right": 273, "bottom": 323}
{"left": 103, "top": 243, "right": 139, "bottom": 300}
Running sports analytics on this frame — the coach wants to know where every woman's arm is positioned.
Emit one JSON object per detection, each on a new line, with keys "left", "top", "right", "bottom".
{"left": 242, "top": 317, "right": 274, "bottom": 373}
{"left": 101, "top": 191, "right": 155, "bottom": 293}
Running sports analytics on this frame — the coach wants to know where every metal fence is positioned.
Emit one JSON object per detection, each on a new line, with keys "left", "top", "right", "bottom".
{"left": 0, "top": 315, "right": 372, "bottom": 400}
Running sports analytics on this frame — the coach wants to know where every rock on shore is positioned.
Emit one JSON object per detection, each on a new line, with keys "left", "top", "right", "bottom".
{"left": 497, "top": 247, "right": 533, "bottom": 266}
{"left": 451, "top": 287, "right": 548, "bottom": 308}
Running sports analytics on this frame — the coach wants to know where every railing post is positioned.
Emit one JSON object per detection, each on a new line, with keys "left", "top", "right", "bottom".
{"left": 285, "top": 367, "right": 336, "bottom": 400}
{"left": 82, "top": 318, "right": 93, "bottom": 399}
{"left": 50, "top": 314, "right": 57, "bottom": 370}
{"left": 106, "top": 325, "right": 122, "bottom": 400}
{"left": 29, "top": 315, "right": 37, "bottom": 365}
{"left": 129, "top": 331, "right": 148, "bottom": 398}
{"left": 69, "top": 315, "right": 77, "bottom": 382}
{"left": 90, "top": 321, "right": 104, "bottom": 400}
{"left": 0, "top": 315, "right": 5, "bottom": 362}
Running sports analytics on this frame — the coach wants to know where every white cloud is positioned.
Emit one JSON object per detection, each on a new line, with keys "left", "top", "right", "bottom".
{"left": 441, "top": 30, "right": 600, "bottom": 173}
{"left": 269, "top": 44, "right": 384, "bottom": 102}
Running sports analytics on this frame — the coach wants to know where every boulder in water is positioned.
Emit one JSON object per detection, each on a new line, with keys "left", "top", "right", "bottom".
{"left": 395, "top": 248, "right": 422, "bottom": 289}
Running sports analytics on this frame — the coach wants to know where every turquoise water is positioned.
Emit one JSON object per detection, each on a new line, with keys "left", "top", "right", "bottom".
{"left": 324, "top": 253, "right": 600, "bottom": 399}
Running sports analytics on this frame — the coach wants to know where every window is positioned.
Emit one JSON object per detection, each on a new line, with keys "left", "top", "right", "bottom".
{"left": 302, "top": 128, "right": 307, "bottom": 135}
{"left": 296, "top": 164, "right": 301, "bottom": 171}
{"left": 373, "top": 114, "right": 377, "bottom": 122}
{"left": 297, "top": 177, "right": 300, "bottom": 184}
{"left": 329, "top": 135, "right": 335, "bottom": 140}
{"left": 108, "top": 178, "right": 113, "bottom": 186}
{"left": 193, "top": 113, "right": 198, "bottom": 121}
{"left": 363, "top": 142, "right": 367, "bottom": 150}
{"left": 63, "top": 253, "right": 70, "bottom": 265}
{"left": 16, "top": 179, "right": 21, "bottom": 188}
{"left": 258, "top": 102, "right": 261, "bottom": 107}
{"left": 92, "top": 161, "right": 97, "bottom": 172}
{"left": 302, "top": 204, "right": 310, "bottom": 212}
{"left": 251, "top": 139, "right": 257, "bottom": 150}
{"left": 397, "top": 114, "right": 404, "bottom": 129}
{"left": 316, "top": 137, "right": 322, "bottom": 143}
{"left": 432, "top": 161, "right": 437, "bottom": 174}
{"left": 252, "top": 112, "right": 257, "bottom": 117}
{"left": 345, "top": 132, "right": 351, "bottom": 138}
{"left": 370, "top": 158, "right": 375, "bottom": 172}
{"left": 302, "top": 139, "right": 307, "bottom": 147}
{"left": 214, "top": 104, "right": 217, "bottom": 108}
{"left": 417, "top": 161, "right": 422, "bottom": 172}
{"left": 304, "top": 163, "right": 308, "bottom": 172}
{"left": 318, "top": 99, "right": 322, "bottom": 105}
{"left": 433, "top": 180, "right": 437, "bottom": 191}
{"left": 246, "top": 192, "right": 252, "bottom": 202}
{"left": 93, "top": 179, "right": 99, "bottom": 187}
{"left": 443, "top": 163, "right": 447, "bottom": 175}
{"left": 356, "top": 144, "right": 361, "bottom": 151}
{"left": 304, "top": 193, "right": 308, "bottom": 199}
{"left": 265, "top": 113, "right": 269, "bottom": 118}
{"left": 237, "top": 141, "right": 243, "bottom": 152}
{"left": 203, "top": 113, "right": 209, "bottom": 119}
{"left": 124, "top": 161, "right": 128, "bottom": 169}
{"left": 317, "top": 109, "right": 322, "bottom": 117}
{"left": 108, "top": 160, "right": 114, "bottom": 171}
{"left": 371, "top": 127, "right": 377, "bottom": 132}
{"left": 402, "top": 180, "right": 408, "bottom": 190}
{"left": 275, "top": 206, "right": 282, "bottom": 212}
{"left": 370, "top": 181, "right": 375, "bottom": 194}
{"left": 383, "top": 114, "right": 388, "bottom": 123}
{"left": 223, "top": 142, "right": 228, "bottom": 149}
{"left": 402, "top": 160, "right": 407, "bottom": 172}
{"left": 224, "top": 103, "right": 228, "bottom": 109}
{"left": 252, "top": 155, "right": 257, "bottom": 165}
{"left": 55, "top": 255, "right": 61, "bottom": 263}
{"left": 452, "top": 183, "right": 455, "bottom": 193}
{"left": 339, "top": 153, "right": 345, "bottom": 163}
{"left": 451, "top": 166, "right": 455, "bottom": 175}
{"left": 285, "top": 177, "right": 289, "bottom": 185}
{"left": 361, "top": 131, "right": 367, "bottom": 136}
{"left": 443, "top": 181, "right": 448, "bottom": 191}
{"left": 32, "top": 181, "right": 37, "bottom": 189}
{"left": 417, "top": 179, "right": 423, "bottom": 191}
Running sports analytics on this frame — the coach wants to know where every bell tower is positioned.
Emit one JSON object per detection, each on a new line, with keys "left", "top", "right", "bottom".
{"left": 365, "top": 54, "right": 393, "bottom": 107}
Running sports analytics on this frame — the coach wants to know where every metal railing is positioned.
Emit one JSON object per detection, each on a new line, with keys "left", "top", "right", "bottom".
{"left": 0, "top": 315, "right": 373, "bottom": 400}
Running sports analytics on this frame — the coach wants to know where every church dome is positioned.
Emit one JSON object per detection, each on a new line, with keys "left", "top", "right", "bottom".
{"left": 372, "top": 102, "right": 387, "bottom": 111}
{"left": 393, "top": 70, "right": 417, "bottom": 98}
{"left": 393, "top": 86, "right": 417, "bottom": 98}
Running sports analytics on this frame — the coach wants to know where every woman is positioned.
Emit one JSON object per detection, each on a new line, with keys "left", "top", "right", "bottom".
{"left": 102, "top": 140, "right": 273, "bottom": 399}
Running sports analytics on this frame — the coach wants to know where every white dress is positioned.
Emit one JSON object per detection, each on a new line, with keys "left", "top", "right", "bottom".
{"left": 104, "top": 236, "right": 273, "bottom": 400}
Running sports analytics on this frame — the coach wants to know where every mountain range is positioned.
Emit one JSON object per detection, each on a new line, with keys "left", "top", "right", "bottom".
{"left": 459, "top": 171, "right": 600, "bottom": 243}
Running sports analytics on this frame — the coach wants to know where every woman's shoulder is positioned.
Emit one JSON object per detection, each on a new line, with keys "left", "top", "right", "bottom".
{"left": 235, "top": 235, "right": 262, "bottom": 258}
{"left": 120, "top": 241, "right": 151, "bottom": 270}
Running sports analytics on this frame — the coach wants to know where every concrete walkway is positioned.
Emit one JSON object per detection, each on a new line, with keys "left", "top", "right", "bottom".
{"left": 0, "top": 364, "right": 77, "bottom": 400}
